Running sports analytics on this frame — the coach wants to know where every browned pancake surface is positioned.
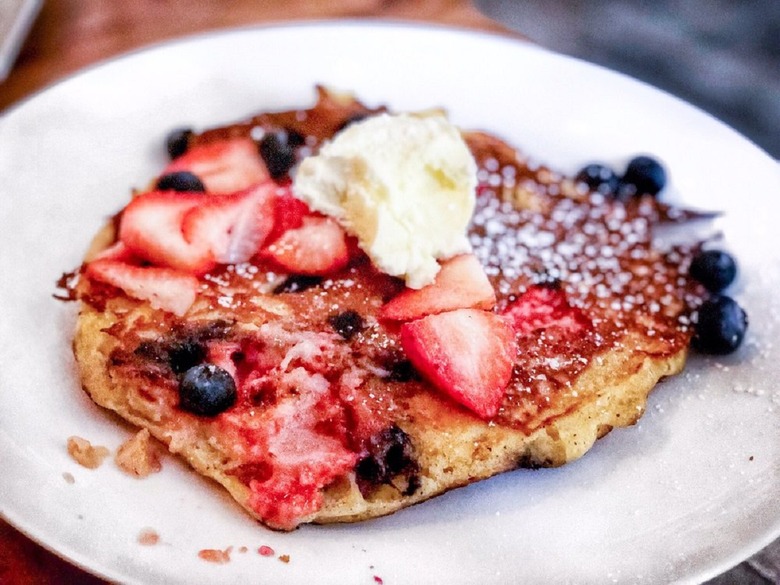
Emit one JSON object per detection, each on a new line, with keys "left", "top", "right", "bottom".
{"left": 71, "top": 88, "right": 704, "bottom": 529}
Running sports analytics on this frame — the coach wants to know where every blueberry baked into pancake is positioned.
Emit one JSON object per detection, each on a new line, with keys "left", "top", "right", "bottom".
{"left": 65, "top": 87, "right": 746, "bottom": 530}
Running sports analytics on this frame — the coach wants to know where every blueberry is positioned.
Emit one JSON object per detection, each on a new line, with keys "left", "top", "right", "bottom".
{"left": 179, "top": 364, "right": 237, "bottom": 416}
{"left": 328, "top": 310, "right": 365, "bottom": 340}
{"left": 689, "top": 250, "right": 737, "bottom": 293}
{"left": 283, "top": 128, "right": 307, "bottom": 147}
{"left": 386, "top": 359, "right": 418, "bottom": 383}
{"left": 155, "top": 171, "right": 206, "bottom": 193}
{"left": 619, "top": 155, "right": 667, "bottom": 197}
{"left": 258, "top": 130, "right": 298, "bottom": 179}
{"left": 356, "top": 425, "right": 419, "bottom": 495}
{"left": 575, "top": 163, "right": 620, "bottom": 195}
{"left": 168, "top": 340, "right": 206, "bottom": 374}
{"left": 272, "top": 274, "right": 323, "bottom": 294}
{"left": 166, "top": 127, "right": 193, "bottom": 160}
{"left": 693, "top": 296, "right": 748, "bottom": 355}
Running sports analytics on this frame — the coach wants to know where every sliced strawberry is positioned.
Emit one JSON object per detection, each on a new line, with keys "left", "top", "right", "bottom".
{"left": 85, "top": 259, "right": 198, "bottom": 316}
{"left": 400, "top": 309, "right": 516, "bottom": 419}
{"left": 90, "top": 240, "right": 137, "bottom": 263}
{"left": 262, "top": 216, "right": 349, "bottom": 275}
{"left": 242, "top": 368, "right": 358, "bottom": 530}
{"left": 163, "top": 138, "right": 269, "bottom": 194}
{"left": 118, "top": 191, "right": 214, "bottom": 274}
{"left": 181, "top": 182, "right": 276, "bottom": 265}
{"left": 380, "top": 254, "right": 496, "bottom": 321}
{"left": 502, "top": 284, "right": 590, "bottom": 337}
{"left": 266, "top": 187, "right": 312, "bottom": 244}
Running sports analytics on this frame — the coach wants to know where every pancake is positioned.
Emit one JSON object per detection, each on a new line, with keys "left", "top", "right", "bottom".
{"left": 69, "top": 87, "right": 705, "bottom": 530}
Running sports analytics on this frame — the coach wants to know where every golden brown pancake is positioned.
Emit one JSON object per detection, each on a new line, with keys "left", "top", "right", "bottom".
{"left": 69, "top": 88, "right": 704, "bottom": 530}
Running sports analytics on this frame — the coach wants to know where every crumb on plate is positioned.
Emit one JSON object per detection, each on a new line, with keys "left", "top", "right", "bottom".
{"left": 198, "top": 547, "right": 232, "bottom": 564}
{"left": 67, "top": 436, "right": 110, "bottom": 469}
{"left": 138, "top": 528, "right": 160, "bottom": 546}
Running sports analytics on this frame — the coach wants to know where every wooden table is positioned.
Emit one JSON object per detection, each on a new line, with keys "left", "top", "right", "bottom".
{"left": 0, "top": 2, "right": 775, "bottom": 583}
{"left": 0, "top": 0, "right": 509, "bottom": 112}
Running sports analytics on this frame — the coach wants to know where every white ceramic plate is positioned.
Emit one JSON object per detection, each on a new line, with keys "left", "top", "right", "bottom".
{"left": 1, "top": 22, "right": 778, "bottom": 585}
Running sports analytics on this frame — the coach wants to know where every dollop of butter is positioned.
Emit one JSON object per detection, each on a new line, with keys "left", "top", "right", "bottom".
{"left": 292, "top": 113, "right": 477, "bottom": 289}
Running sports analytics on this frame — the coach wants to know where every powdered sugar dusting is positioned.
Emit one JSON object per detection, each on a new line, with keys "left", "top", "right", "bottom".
{"left": 463, "top": 141, "right": 706, "bottom": 429}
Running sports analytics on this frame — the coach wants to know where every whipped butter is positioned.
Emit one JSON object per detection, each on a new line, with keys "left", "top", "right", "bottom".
{"left": 292, "top": 113, "right": 477, "bottom": 289}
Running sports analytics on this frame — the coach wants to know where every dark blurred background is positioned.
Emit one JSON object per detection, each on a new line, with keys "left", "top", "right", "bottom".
{"left": 476, "top": 0, "right": 780, "bottom": 158}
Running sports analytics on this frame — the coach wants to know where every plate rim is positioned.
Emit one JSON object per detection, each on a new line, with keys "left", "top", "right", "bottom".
{"left": 3, "top": 17, "right": 776, "bottom": 167}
